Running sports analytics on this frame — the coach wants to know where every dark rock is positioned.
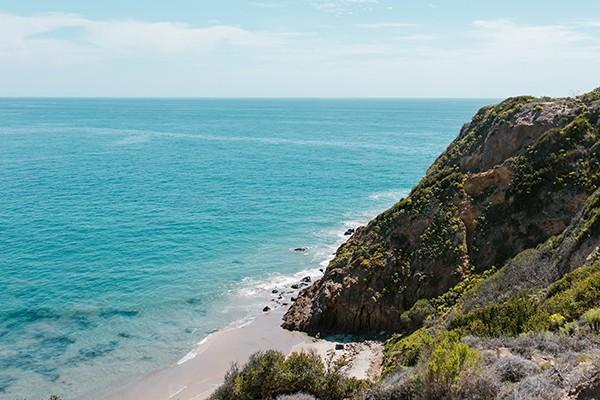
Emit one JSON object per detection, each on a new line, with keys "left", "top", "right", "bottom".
{"left": 302, "top": 276, "right": 311, "bottom": 283}
{"left": 344, "top": 228, "right": 355, "bottom": 236}
{"left": 272, "top": 289, "right": 279, "bottom": 294}
{"left": 262, "top": 306, "right": 271, "bottom": 312}
{"left": 291, "top": 284, "right": 301, "bottom": 289}
{"left": 335, "top": 343, "right": 345, "bottom": 350}
{"left": 294, "top": 247, "right": 308, "bottom": 252}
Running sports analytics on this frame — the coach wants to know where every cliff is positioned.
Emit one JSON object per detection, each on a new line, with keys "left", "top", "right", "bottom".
{"left": 283, "top": 89, "right": 600, "bottom": 335}
{"left": 210, "top": 89, "right": 600, "bottom": 400}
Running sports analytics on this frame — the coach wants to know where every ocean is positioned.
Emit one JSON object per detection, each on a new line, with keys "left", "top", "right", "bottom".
{"left": 0, "top": 98, "right": 492, "bottom": 399}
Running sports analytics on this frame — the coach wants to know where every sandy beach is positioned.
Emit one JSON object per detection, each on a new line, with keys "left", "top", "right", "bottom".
{"left": 94, "top": 308, "right": 382, "bottom": 400}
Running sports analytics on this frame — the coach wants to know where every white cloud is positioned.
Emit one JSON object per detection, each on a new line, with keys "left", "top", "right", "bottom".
{"left": 0, "top": 11, "right": 293, "bottom": 63}
{"left": 469, "top": 19, "right": 595, "bottom": 63}
{"left": 0, "top": 11, "right": 598, "bottom": 97}
{"left": 311, "top": 0, "right": 379, "bottom": 15}
{"left": 356, "top": 22, "right": 416, "bottom": 29}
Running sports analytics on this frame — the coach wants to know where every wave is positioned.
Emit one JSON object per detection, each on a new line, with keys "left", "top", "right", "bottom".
{"left": 369, "top": 188, "right": 411, "bottom": 201}
{"left": 174, "top": 186, "right": 406, "bottom": 365}
{"left": 177, "top": 334, "right": 213, "bottom": 365}
{"left": 0, "top": 126, "right": 411, "bottom": 153}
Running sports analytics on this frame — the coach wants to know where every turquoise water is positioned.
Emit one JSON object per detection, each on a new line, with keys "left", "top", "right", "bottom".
{"left": 0, "top": 98, "right": 491, "bottom": 399}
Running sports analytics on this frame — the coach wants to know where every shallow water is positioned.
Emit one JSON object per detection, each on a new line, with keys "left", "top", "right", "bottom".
{"left": 0, "top": 98, "right": 492, "bottom": 399}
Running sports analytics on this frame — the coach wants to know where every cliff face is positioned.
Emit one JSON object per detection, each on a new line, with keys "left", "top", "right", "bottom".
{"left": 283, "top": 90, "right": 600, "bottom": 335}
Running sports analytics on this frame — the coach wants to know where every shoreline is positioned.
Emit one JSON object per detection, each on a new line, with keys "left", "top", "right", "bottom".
{"left": 95, "top": 308, "right": 383, "bottom": 400}
{"left": 95, "top": 310, "right": 305, "bottom": 400}
{"left": 91, "top": 218, "right": 391, "bottom": 400}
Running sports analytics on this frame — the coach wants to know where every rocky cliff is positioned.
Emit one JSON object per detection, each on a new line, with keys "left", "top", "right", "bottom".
{"left": 283, "top": 89, "right": 600, "bottom": 335}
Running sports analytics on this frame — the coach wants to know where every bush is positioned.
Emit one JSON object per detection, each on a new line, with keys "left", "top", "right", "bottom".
{"left": 493, "top": 355, "right": 538, "bottom": 383}
{"left": 283, "top": 352, "right": 326, "bottom": 394}
{"left": 229, "top": 350, "right": 287, "bottom": 400}
{"left": 366, "top": 369, "right": 419, "bottom": 400}
{"left": 548, "top": 313, "right": 566, "bottom": 331}
{"left": 383, "top": 328, "right": 434, "bottom": 372}
{"left": 421, "top": 334, "right": 482, "bottom": 399}
{"left": 512, "top": 375, "right": 562, "bottom": 400}
{"left": 451, "top": 294, "right": 540, "bottom": 336}
{"left": 559, "top": 321, "right": 578, "bottom": 335}
{"left": 453, "top": 261, "right": 600, "bottom": 338}
{"left": 544, "top": 261, "right": 600, "bottom": 320}
{"left": 399, "top": 299, "right": 436, "bottom": 331}
{"left": 455, "top": 369, "right": 500, "bottom": 400}
{"left": 276, "top": 394, "right": 317, "bottom": 400}
{"left": 321, "top": 356, "right": 368, "bottom": 400}
{"left": 583, "top": 308, "right": 600, "bottom": 331}
{"left": 209, "top": 350, "right": 366, "bottom": 400}
{"left": 210, "top": 363, "right": 240, "bottom": 400}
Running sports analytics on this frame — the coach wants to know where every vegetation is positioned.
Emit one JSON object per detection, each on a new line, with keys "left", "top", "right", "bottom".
{"left": 422, "top": 334, "right": 482, "bottom": 396}
{"left": 209, "top": 350, "right": 367, "bottom": 400}
{"left": 383, "top": 328, "right": 434, "bottom": 372}
{"left": 449, "top": 260, "right": 600, "bottom": 337}
{"left": 584, "top": 308, "right": 600, "bottom": 332}
{"left": 212, "top": 89, "right": 600, "bottom": 400}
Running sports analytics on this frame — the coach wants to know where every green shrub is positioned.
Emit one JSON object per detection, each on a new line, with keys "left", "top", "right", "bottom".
{"left": 451, "top": 294, "right": 540, "bottom": 336}
{"left": 231, "top": 350, "right": 287, "bottom": 400}
{"left": 320, "top": 356, "right": 368, "bottom": 400}
{"left": 426, "top": 338, "right": 482, "bottom": 384}
{"left": 399, "top": 299, "right": 436, "bottom": 331}
{"left": 583, "top": 308, "right": 600, "bottom": 332}
{"left": 282, "top": 351, "right": 326, "bottom": 394}
{"left": 383, "top": 328, "right": 434, "bottom": 372}
{"left": 210, "top": 350, "right": 366, "bottom": 400}
{"left": 560, "top": 321, "right": 578, "bottom": 336}
{"left": 548, "top": 313, "right": 566, "bottom": 331}
{"left": 452, "top": 261, "right": 600, "bottom": 337}
{"left": 422, "top": 334, "right": 482, "bottom": 399}
{"left": 544, "top": 261, "right": 600, "bottom": 320}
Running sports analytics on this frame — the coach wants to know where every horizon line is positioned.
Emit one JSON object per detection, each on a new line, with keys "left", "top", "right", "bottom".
{"left": 0, "top": 96, "right": 504, "bottom": 100}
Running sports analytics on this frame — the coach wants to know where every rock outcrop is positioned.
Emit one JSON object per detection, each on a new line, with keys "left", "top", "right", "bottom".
{"left": 283, "top": 89, "right": 600, "bottom": 335}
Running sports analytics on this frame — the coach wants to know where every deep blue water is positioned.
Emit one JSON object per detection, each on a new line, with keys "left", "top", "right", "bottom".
{"left": 0, "top": 98, "right": 492, "bottom": 399}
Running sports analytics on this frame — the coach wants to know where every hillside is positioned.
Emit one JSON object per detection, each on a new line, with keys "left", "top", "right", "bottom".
{"left": 283, "top": 90, "right": 600, "bottom": 335}
{"left": 210, "top": 89, "right": 600, "bottom": 400}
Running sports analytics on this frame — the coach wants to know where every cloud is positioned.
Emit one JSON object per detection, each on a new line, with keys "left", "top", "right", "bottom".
{"left": 0, "top": 11, "right": 294, "bottom": 64}
{"left": 469, "top": 19, "right": 596, "bottom": 62}
{"left": 356, "top": 22, "right": 416, "bottom": 29}
{"left": 311, "top": 0, "right": 379, "bottom": 15}
{"left": 0, "top": 11, "right": 598, "bottom": 97}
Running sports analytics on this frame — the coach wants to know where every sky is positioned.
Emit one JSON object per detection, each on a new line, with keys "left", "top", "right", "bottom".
{"left": 0, "top": 0, "right": 599, "bottom": 97}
